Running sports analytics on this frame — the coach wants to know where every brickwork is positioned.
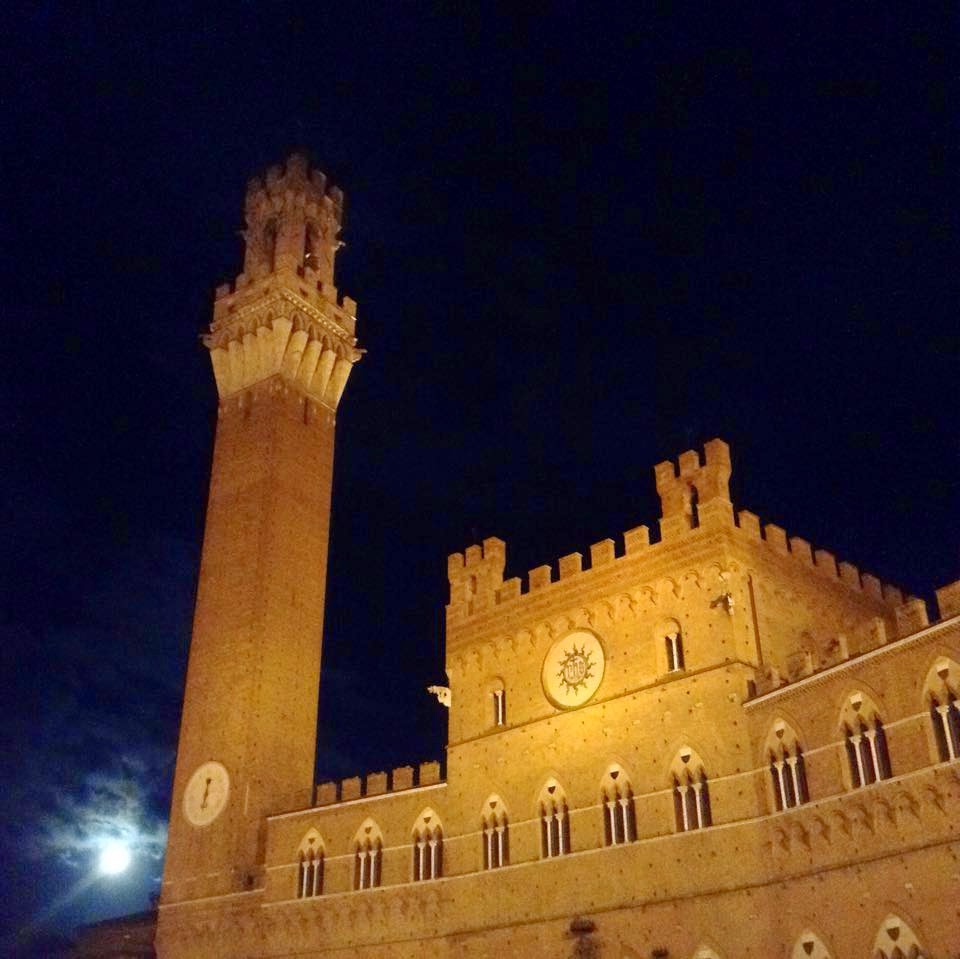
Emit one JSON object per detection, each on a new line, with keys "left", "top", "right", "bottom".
{"left": 153, "top": 165, "right": 960, "bottom": 959}
{"left": 158, "top": 156, "right": 361, "bottom": 911}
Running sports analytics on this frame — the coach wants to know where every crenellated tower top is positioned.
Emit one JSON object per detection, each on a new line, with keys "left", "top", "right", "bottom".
{"left": 241, "top": 152, "right": 344, "bottom": 285}
{"left": 655, "top": 437, "right": 734, "bottom": 537}
{"left": 204, "top": 154, "right": 362, "bottom": 409}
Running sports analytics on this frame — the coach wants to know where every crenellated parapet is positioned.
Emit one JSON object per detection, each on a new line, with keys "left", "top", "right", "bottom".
{"left": 734, "top": 508, "right": 907, "bottom": 608}
{"left": 242, "top": 152, "right": 343, "bottom": 286}
{"left": 315, "top": 761, "right": 443, "bottom": 808}
{"left": 447, "top": 537, "right": 506, "bottom": 618}
{"left": 655, "top": 438, "right": 734, "bottom": 537}
{"left": 203, "top": 154, "right": 362, "bottom": 408}
{"left": 445, "top": 440, "right": 907, "bottom": 628}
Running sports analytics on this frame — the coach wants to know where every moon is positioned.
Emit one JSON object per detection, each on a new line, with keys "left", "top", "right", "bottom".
{"left": 99, "top": 840, "right": 131, "bottom": 875}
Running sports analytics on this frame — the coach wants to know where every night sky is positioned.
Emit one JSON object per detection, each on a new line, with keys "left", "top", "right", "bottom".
{"left": 1, "top": 4, "right": 956, "bottom": 954}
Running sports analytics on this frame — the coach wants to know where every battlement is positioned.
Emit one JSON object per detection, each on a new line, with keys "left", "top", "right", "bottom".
{"left": 734, "top": 508, "right": 906, "bottom": 606}
{"left": 314, "top": 761, "right": 444, "bottom": 807}
{"left": 655, "top": 437, "right": 734, "bottom": 537}
{"left": 204, "top": 155, "right": 362, "bottom": 406}
{"left": 447, "top": 537, "right": 506, "bottom": 616}
{"left": 248, "top": 152, "right": 344, "bottom": 219}
{"left": 236, "top": 153, "right": 346, "bottom": 290}
{"left": 446, "top": 440, "right": 907, "bottom": 627}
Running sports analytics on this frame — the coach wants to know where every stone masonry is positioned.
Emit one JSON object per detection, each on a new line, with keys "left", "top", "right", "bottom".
{"left": 153, "top": 158, "right": 959, "bottom": 959}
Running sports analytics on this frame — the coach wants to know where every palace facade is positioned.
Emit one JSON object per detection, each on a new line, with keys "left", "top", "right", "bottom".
{"left": 152, "top": 156, "right": 958, "bottom": 959}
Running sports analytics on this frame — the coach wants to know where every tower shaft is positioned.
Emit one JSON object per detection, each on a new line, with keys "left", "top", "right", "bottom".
{"left": 161, "top": 155, "right": 361, "bottom": 904}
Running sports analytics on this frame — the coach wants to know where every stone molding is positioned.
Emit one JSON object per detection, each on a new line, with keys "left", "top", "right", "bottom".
{"left": 204, "top": 293, "right": 362, "bottom": 407}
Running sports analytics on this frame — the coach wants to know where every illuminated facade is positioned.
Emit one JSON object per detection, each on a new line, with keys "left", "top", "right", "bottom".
{"left": 155, "top": 157, "right": 959, "bottom": 958}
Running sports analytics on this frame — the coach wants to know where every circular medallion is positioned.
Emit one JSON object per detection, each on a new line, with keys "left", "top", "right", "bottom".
{"left": 183, "top": 761, "right": 230, "bottom": 827}
{"left": 541, "top": 630, "right": 605, "bottom": 709}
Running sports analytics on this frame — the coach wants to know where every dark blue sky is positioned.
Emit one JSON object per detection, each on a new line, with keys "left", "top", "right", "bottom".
{"left": 1, "top": 3, "right": 956, "bottom": 954}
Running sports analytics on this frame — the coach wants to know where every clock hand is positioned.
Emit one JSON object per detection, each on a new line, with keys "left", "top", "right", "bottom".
{"left": 200, "top": 777, "right": 212, "bottom": 810}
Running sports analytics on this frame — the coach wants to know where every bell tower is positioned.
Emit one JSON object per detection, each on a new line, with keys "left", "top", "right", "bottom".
{"left": 160, "top": 155, "right": 362, "bottom": 906}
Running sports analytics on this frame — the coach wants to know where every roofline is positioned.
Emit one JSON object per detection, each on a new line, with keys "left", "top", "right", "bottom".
{"left": 267, "top": 781, "right": 448, "bottom": 821}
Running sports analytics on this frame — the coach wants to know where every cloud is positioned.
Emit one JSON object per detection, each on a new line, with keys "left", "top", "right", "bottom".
{"left": 0, "top": 533, "right": 194, "bottom": 943}
{"left": 37, "top": 759, "right": 169, "bottom": 870}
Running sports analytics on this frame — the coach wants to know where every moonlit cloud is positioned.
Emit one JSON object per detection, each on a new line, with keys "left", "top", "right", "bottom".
{"left": 0, "top": 533, "right": 194, "bottom": 947}
{"left": 38, "top": 758, "right": 169, "bottom": 869}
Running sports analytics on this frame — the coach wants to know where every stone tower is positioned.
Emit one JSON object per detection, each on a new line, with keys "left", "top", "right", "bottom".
{"left": 160, "top": 155, "right": 362, "bottom": 905}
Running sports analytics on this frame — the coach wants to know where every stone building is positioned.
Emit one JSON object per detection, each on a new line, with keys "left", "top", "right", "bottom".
{"left": 154, "top": 156, "right": 959, "bottom": 958}
{"left": 72, "top": 910, "right": 157, "bottom": 958}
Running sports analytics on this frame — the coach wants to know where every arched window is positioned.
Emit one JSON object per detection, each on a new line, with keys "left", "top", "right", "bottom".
{"left": 671, "top": 748, "right": 712, "bottom": 831}
{"left": 600, "top": 766, "right": 636, "bottom": 845}
{"left": 692, "top": 947, "right": 721, "bottom": 959}
{"left": 296, "top": 829, "right": 324, "bottom": 898}
{"left": 353, "top": 819, "right": 383, "bottom": 891}
{"left": 841, "top": 693, "right": 892, "bottom": 788}
{"left": 481, "top": 794, "right": 509, "bottom": 869}
{"left": 872, "top": 914, "right": 926, "bottom": 959}
{"left": 791, "top": 931, "right": 832, "bottom": 958}
{"left": 538, "top": 779, "right": 571, "bottom": 857}
{"left": 411, "top": 808, "right": 443, "bottom": 881}
{"left": 766, "top": 720, "right": 810, "bottom": 810}
{"left": 661, "top": 618, "right": 685, "bottom": 672}
{"left": 925, "top": 658, "right": 960, "bottom": 762}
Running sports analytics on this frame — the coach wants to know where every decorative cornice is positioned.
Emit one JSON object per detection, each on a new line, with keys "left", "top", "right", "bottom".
{"left": 208, "top": 286, "right": 356, "bottom": 349}
{"left": 447, "top": 529, "right": 735, "bottom": 648}
{"left": 205, "top": 292, "right": 362, "bottom": 406}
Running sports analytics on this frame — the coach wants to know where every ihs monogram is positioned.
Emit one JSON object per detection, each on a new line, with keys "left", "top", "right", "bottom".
{"left": 557, "top": 644, "right": 594, "bottom": 697}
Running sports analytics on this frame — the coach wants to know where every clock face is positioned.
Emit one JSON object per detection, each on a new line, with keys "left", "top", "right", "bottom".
{"left": 541, "top": 630, "right": 605, "bottom": 709}
{"left": 183, "top": 761, "right": 230, "bottom": 827}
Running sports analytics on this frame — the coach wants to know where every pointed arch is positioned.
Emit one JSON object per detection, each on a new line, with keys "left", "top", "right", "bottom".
{"left": 352, "top": 818, "right": 383, "bottom": 890}
{"left": 872, "top": 914, "right": 926, "bottom": 958}
{"left": 765, "top": 718, "right": 810, "bottom": 810}
{"left": 923, "top": 656, "right": 960, "bottom": 762}
{"left": 295, "top": 828, "right": 324, "bottom": 898}
{"left": 411, "top": 808, "right": 443, "bottom": 881}
{"left": 670, "top": 746, "right": 711, "bottom": 831}
{"left": 600, "top": 764, "right": 636, "bottom": 845}
{"left": 840, "top": 691, "right": 892, "bottom": 788}
{"left": 481, "top": 793, "right": 509, "bottom": 869}
{"left": 791, "top": 930, "right": 832, "bottom": 958}
{"left": 538, "top": 778, "right": 571, "bottom": 857}
{"left": 838, "top": 688, "right": 884, "bottom": 727}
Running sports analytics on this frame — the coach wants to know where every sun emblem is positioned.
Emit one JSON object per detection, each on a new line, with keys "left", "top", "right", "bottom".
{"left": 541, "top": 630, "right": 605, "bottom": 708}
{"left": 557, "top": 644, "right": 594, "bottom": 697}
